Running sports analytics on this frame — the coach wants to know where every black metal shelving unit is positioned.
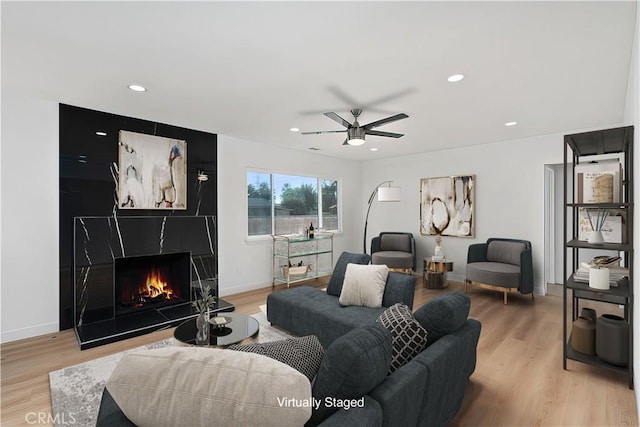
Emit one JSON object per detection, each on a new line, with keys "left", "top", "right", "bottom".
{"left": 562, "top": 126, "right": 634, "bottom": 389}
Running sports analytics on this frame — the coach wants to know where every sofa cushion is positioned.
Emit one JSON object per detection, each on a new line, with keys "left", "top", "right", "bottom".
{"left": 228, "top": 335, "right": 324, "bottom": 381}
{"left": 413, "top": 291, "right": 471, "bottom": 346}
{"left": 380, "top": 233, "right": 411, "bottom": 252}
{"left": 371, "top": 251, "right": 414, "bottom": 270}
{"left": 466, "top": 262, "right": 521, "bottom": 288}
{"left": 326, "top": 252, "right": 371, "bottom": 297}
{"left": 106, "top": 347, "right": 311, "bottom": 427}
{"left": 310, "top": 323, "right": 392, "bottom": 425}
{"left": 339, "top": 263, "right": 389, "bottom": 308}
{"left": 486, "top": 240, "right": 525, "bottom": 265}
{"left": 376, "top": 303, "right": 428, "bottom": 373}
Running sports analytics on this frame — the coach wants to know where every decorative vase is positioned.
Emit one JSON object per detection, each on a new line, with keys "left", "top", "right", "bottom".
{"left": 195, "top": 310, "right": 210, "bottom": 345}
{"left": 580, "top": 307, "right": 597, "bottom": 323}
{"left": 587, "top": 230, "right": 604, "bottom": 244}
{"left": 433, "top": 235, "right": 444, "bottom": 261}
{"left": 596, "top": 314, "right": 628, "bottom": 366}
{"left": 571, "top": 315, "right": 596, "bottom": 355}
{"left": 588, "top": 267, "right": 610, "bottom": 290}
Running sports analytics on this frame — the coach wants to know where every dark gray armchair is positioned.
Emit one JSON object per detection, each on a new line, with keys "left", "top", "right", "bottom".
{"left": 465, "top": 238, "right": 534, "bottom": 304}
{"left": 371, "top": 232, "right": 417, "bottom": 273}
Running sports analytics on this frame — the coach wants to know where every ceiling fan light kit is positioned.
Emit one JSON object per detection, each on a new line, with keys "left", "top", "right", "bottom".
{"left": 302, "top": 108, "right": 408, "bottom": 147}
{"left": 347, "top": 127, "right": 366, "bottom": 145}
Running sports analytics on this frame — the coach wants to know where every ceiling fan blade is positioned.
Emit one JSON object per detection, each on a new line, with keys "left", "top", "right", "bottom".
{"left": 301, "top": 130, "right": 347, "bottom": 135}
{"left": 343, "top": 138, "right": 349, "bottom": 145}
{"left": 324, "top": 112, "right": 352, "bottom": 128}
{"left": 363, "top": 113, "right": 409, "bottom": 129}
{"left": 367, "top": 130, "right": 404, "bottom": 138}
{"left": 363, "top": 88, "right": 416, "bottom": 109}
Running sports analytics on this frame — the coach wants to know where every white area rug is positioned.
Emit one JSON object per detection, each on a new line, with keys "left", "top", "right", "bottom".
{"left": 49, "top": 313, "right": 293, "bottom": 427}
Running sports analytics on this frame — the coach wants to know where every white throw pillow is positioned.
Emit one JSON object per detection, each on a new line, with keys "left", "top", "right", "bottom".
{"left": 106, "top": 347, "right": 311, "bottom": 427}
{"left": 339, "top": 263, "right": 389, "bottom": 308}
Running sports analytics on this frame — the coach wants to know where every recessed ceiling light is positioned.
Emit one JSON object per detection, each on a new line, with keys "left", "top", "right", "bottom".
{"left": 370, "top": 148, "right": 379, "bottom": 152}
{"left": 128, "top": 84, "right": 147, "bottom": 92}
{"left": 447, "top": 74, "right": 464, "bottom": 82}
{"left": 290, "top": 127, "right": 300, "bottom": 132}
{"left": 95, "top": 131, "right": 107, "bottom": 136}
{"left": 505, "top": 121, "right": 518, "bottom": 127}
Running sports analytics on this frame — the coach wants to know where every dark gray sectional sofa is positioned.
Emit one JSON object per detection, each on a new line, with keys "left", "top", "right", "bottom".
{"left": 267, "top": 274, "right": 416, "bottom": 348}
{"left": 266, "top": 252, "right": 482, "bottom": 427}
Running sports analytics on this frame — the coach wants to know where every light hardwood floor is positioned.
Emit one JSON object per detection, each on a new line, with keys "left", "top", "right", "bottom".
{"left": 1, "top": 278, "right": 636, "bottom": 426}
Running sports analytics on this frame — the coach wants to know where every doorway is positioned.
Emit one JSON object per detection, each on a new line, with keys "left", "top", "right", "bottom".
{"left": 544, "top": 163, "right": 569, "bottom": 294}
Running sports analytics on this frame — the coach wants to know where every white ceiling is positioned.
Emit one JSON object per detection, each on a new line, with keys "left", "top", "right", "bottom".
{"left": 2, "top": 1, "right": 637, "bottom": 160}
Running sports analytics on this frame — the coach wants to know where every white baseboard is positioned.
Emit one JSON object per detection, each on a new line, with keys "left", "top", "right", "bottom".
{"left": 0, "top": 321, "right": 59, "bottom": 344}
{"left": 219, "top": 281, "right": 271, "bottom": 298}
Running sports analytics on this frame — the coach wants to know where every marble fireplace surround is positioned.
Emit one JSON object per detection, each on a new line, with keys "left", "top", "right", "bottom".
{"left": 73, "top": 215, "right": 232, "bottom": 349}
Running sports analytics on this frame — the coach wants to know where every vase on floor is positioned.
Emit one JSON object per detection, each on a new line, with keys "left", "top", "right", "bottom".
{"left": 195, "top": 310, "right": 210, "bottom": 345}
{"left": 596, "top": 314, "right": 628, "bottom": 366}
{"left": 571, "top": 314, "right": 596, "bottom": 355}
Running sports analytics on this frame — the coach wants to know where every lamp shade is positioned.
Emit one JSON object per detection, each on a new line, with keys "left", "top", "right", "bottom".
{"left": 377, "top": 186, "right": 402, "bottom": 201}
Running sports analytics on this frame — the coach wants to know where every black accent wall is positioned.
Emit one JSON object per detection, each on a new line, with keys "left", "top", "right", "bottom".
{"left": 59, "top": 104, "right": 217, "bottom": 331}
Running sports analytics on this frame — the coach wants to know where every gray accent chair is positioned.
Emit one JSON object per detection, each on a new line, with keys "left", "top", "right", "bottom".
{"left": 465, "top": 238, "right": 534, "bottom": 304}
{"left": 371, "top": 232, "right": 416, "bottom": 273}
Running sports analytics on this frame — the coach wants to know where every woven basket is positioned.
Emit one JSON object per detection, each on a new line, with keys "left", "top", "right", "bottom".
{"left": 282, "top": 265, "right": 310, "bottom": 279}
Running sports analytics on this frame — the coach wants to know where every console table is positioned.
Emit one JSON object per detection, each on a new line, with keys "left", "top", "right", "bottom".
{"left": 272, "top": 233, "right": 334, "bottom": 287}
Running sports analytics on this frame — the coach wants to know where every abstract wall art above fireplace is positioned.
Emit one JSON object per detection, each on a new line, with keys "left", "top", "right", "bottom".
{"left": 118, "top": 130, "right": 187, "bottom": 210}
{"left": 420, "top": 175, "right": 475, "bottom": 237}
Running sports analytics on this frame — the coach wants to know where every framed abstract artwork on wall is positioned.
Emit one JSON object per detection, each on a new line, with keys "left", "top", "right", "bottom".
{"left": 420, "top": 175, "right": 474, "bottom": 237}
{"left": 118, "top": 130, "right": 187, "bottom": 210}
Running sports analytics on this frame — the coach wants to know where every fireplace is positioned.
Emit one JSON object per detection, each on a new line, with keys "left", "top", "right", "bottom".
{"left": 72, "top": 215, "right": 233, "bottom": 350}
{"left": 114, "top": 252, "right": 191, "bottom": 317}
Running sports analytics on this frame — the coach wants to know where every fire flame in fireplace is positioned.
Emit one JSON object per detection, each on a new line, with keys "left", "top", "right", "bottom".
{"left": 145, "top": 270, "right": 173, "bottom": 299}
{"left": 131, "top": 269, "right": 177, "bottom": 306}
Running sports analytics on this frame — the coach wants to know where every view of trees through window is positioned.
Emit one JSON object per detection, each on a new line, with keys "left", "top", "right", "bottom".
{"left": 247, "top": 171, "right": 339, "bottom": 236}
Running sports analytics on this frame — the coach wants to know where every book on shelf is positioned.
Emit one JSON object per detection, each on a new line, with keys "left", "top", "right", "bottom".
{"left": 575, "top": 160, "right": 622, "bottom": 204}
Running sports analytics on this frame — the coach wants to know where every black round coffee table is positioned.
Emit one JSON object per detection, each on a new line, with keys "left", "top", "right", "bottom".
{"left": 174, "top": 312, "right": 259, "bottom": 347}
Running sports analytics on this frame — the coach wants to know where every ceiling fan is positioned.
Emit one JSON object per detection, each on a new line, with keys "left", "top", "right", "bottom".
{"left": 301, "top": 109, "right": 409, "bottom": 146}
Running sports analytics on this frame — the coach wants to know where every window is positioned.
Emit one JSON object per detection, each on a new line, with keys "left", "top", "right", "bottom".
{"left": 247, "top": 172, "right": 272, "bottom": 236}
{"left": 247, "top": 171, "right": 340, "bottom": 236}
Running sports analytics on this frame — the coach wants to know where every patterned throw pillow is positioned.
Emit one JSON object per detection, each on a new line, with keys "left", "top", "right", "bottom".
{"left": 228, "top": 335, "right": 324, "bottom": 381}
{"left": 376, "top": 303, "right": 428, "bottom": 374}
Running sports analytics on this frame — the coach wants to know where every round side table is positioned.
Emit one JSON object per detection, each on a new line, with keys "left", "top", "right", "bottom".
{"left": 423, "top": 259, "right": 453, "bottom": 289}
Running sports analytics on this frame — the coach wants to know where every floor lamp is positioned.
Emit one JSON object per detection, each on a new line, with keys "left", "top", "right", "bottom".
{"left": 363, "top": 181, "right": 402, "bottom": 253}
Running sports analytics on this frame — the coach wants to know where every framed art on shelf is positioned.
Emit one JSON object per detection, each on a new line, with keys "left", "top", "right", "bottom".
{"left": 574, "top": 159, "right": 622, "bottom": 203}
{"left": 420, "top": 175, "right": 474, "bottom": 237}
{"left": 118, "top": 130, "right": 187, "bottom": 210}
